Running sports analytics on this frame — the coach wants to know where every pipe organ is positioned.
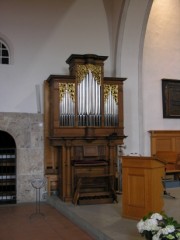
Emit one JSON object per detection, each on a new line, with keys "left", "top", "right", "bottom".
{"left": 44, "top": 54, "right": 126, "bottom": 204}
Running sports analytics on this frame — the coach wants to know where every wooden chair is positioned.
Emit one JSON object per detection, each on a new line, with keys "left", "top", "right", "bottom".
{"left": 156, "top": 151, "right": 180, "bottom": 180}
{"left": 155, "top": 151, "right": 180, "bottom": 199}
{"left": 176, "top": 154, "right": 180, "bottom": 170}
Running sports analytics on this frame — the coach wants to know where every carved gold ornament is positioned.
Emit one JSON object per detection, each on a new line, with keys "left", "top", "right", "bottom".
{"left": 59, "top": 83, "right": 75, "bottom": 102}
{"left": 104, "top": 84, "right": 118, "bottom": 104}
{"left": 76, "top": 64, "right": 102, "bottom": 85}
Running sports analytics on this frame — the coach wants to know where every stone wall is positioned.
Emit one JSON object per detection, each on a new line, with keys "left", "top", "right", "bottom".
{"left": 0, "top": 112, "right": 45, "bottom": 203}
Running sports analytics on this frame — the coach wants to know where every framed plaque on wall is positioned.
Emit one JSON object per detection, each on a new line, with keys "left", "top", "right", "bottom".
{"left": 162, "top": 79, "right": 180, "bottom": 118}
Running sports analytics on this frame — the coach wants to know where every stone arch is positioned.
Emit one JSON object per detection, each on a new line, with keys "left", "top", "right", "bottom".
{"left": 115, "top": 0, "right": 153, "bottom": 155}
{"left": 0, "top": 130, "right": 16, "bottom": 204}
{"left": 0, "top": 130, "right": 16, "bottom": 148}
{"left": 0, "top": 112, "right": 44, "bottom": 203}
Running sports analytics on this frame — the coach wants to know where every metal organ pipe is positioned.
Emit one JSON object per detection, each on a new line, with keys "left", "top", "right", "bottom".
{"left": 59, "top": 74, "right": 118, "bottom": 127}
{"left": 104, "top": 89, "right": 118, "bottom": 126}
{"left": 60, "top": 86, "right": 75, "bottom": 126}
{"left": 77, "top": 71, "right": 101, "bottom": 126}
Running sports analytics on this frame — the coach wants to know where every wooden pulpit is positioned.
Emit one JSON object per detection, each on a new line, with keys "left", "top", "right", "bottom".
{"left": 122, "top": 156, "right": 165, "bottom": 220}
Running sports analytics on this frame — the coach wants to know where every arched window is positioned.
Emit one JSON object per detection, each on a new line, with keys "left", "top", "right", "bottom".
{"left": 0, "top": 40, "right": 10, "bottom": 64}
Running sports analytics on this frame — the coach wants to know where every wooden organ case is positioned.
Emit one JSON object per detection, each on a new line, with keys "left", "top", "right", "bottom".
{"left": 44, "top": 54, "right": 126, "bottom": 204}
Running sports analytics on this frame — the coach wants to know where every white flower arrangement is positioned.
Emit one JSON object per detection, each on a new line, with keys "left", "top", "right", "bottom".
{"left": 137, "top": 212, "right": 180, "bottom": 240}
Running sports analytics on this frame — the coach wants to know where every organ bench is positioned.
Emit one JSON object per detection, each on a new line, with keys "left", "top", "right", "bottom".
{"left": 72, "top": 160, "right": 117, "bottom": 205}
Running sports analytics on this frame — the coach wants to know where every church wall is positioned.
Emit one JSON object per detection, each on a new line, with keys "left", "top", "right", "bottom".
{"left": 0, "top": 0, "right": 110, "bottom": 113}
{"left": 0, "top": 0, "right": 179, "bottom": 166}
{"left": 0, "top": 0, "right": 111, "bottom": 202}
{"left": 116, "top": 0, "right": 151, "bottom": 155}
{"left": 0, "top": 112, "right": 44, "bottom": 203}
{"left": 142, "top": 0, "right": 180, "bottom": 155}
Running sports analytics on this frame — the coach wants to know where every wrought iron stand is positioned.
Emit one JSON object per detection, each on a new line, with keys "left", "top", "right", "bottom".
{"left": 30, "top": 177, "right": 46, "bottom": 218}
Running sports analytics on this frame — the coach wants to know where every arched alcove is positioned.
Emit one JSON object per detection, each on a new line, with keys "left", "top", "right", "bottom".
{"left": 0, "top": 112, "right": 44, "bottom": 203}
{"left": 0, "top": 130, "right": 16, "bottom": 204}
{"left": 0, "top": 130, "right": 16, "bottom": 148}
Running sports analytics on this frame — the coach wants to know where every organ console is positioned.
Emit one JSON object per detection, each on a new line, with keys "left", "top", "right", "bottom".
{"left": 44, "top": 54, "right": 127, "bottom": 204}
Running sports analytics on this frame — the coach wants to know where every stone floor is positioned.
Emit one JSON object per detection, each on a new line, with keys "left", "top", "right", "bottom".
{"left": 0, "top": 188, "right": 179, "bottom": 240}
{"left": 47, "top": 188, "right": 180, "bottom": 240}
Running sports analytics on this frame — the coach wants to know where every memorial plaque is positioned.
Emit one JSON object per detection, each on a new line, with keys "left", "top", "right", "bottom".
{"left": 162, "top": 79, "right": 180, "bottom": 118}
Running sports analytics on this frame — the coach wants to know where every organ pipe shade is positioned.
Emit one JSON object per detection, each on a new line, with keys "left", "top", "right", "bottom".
{"left": 76, "top": 64, "right": 101, "bottom": 85}
{"left": 59, "top": 83, "right": 75, "bottom": 126}
{"left": 104, "top": 85, "right": 118, "bottom": 126}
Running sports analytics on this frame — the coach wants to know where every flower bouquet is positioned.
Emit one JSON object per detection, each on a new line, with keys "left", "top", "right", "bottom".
{"left": 137, "top": 212, "right": 180, "bottom": 240}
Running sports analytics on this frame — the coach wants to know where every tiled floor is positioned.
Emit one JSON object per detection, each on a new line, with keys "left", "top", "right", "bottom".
{"left": 0, "top": 203, "right": 95, "bottom": 240}
{"left": 0, "top": 188, "right": 179, "bottom": 240}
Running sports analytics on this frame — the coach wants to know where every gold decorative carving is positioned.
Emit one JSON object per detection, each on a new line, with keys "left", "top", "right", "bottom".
{"left": 104, "top": 84, "right": 118, "bottom": 103}
{"left": 59, "top": 83, "right": 75, "bottom": 102}
{"left": 76, "top": 64, "right": 101, "bottom": 85}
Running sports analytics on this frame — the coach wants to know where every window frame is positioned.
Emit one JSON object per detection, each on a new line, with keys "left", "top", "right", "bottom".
{"left": 0, "top": 39, "right": 10, "bottom": 65}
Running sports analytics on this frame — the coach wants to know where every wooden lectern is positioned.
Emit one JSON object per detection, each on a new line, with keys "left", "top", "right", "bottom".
{"left": 122, "top": 156, "right": 165, "bottom": 220}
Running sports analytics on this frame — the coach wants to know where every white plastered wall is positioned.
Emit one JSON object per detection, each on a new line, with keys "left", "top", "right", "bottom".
{"left": 0, "top": 0, "right": 180, "bottom": 157}
{"left": 142, "top": 0, "right": 180, "bottom": 155}
{"left": 116, "top": 0, "right": 152, "bottom": 155}
{"left": 117, "top": 0, "right": 180, "bottom": 155}
{"left": 0, "top": 0, "right": 111, "bottom": 113}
